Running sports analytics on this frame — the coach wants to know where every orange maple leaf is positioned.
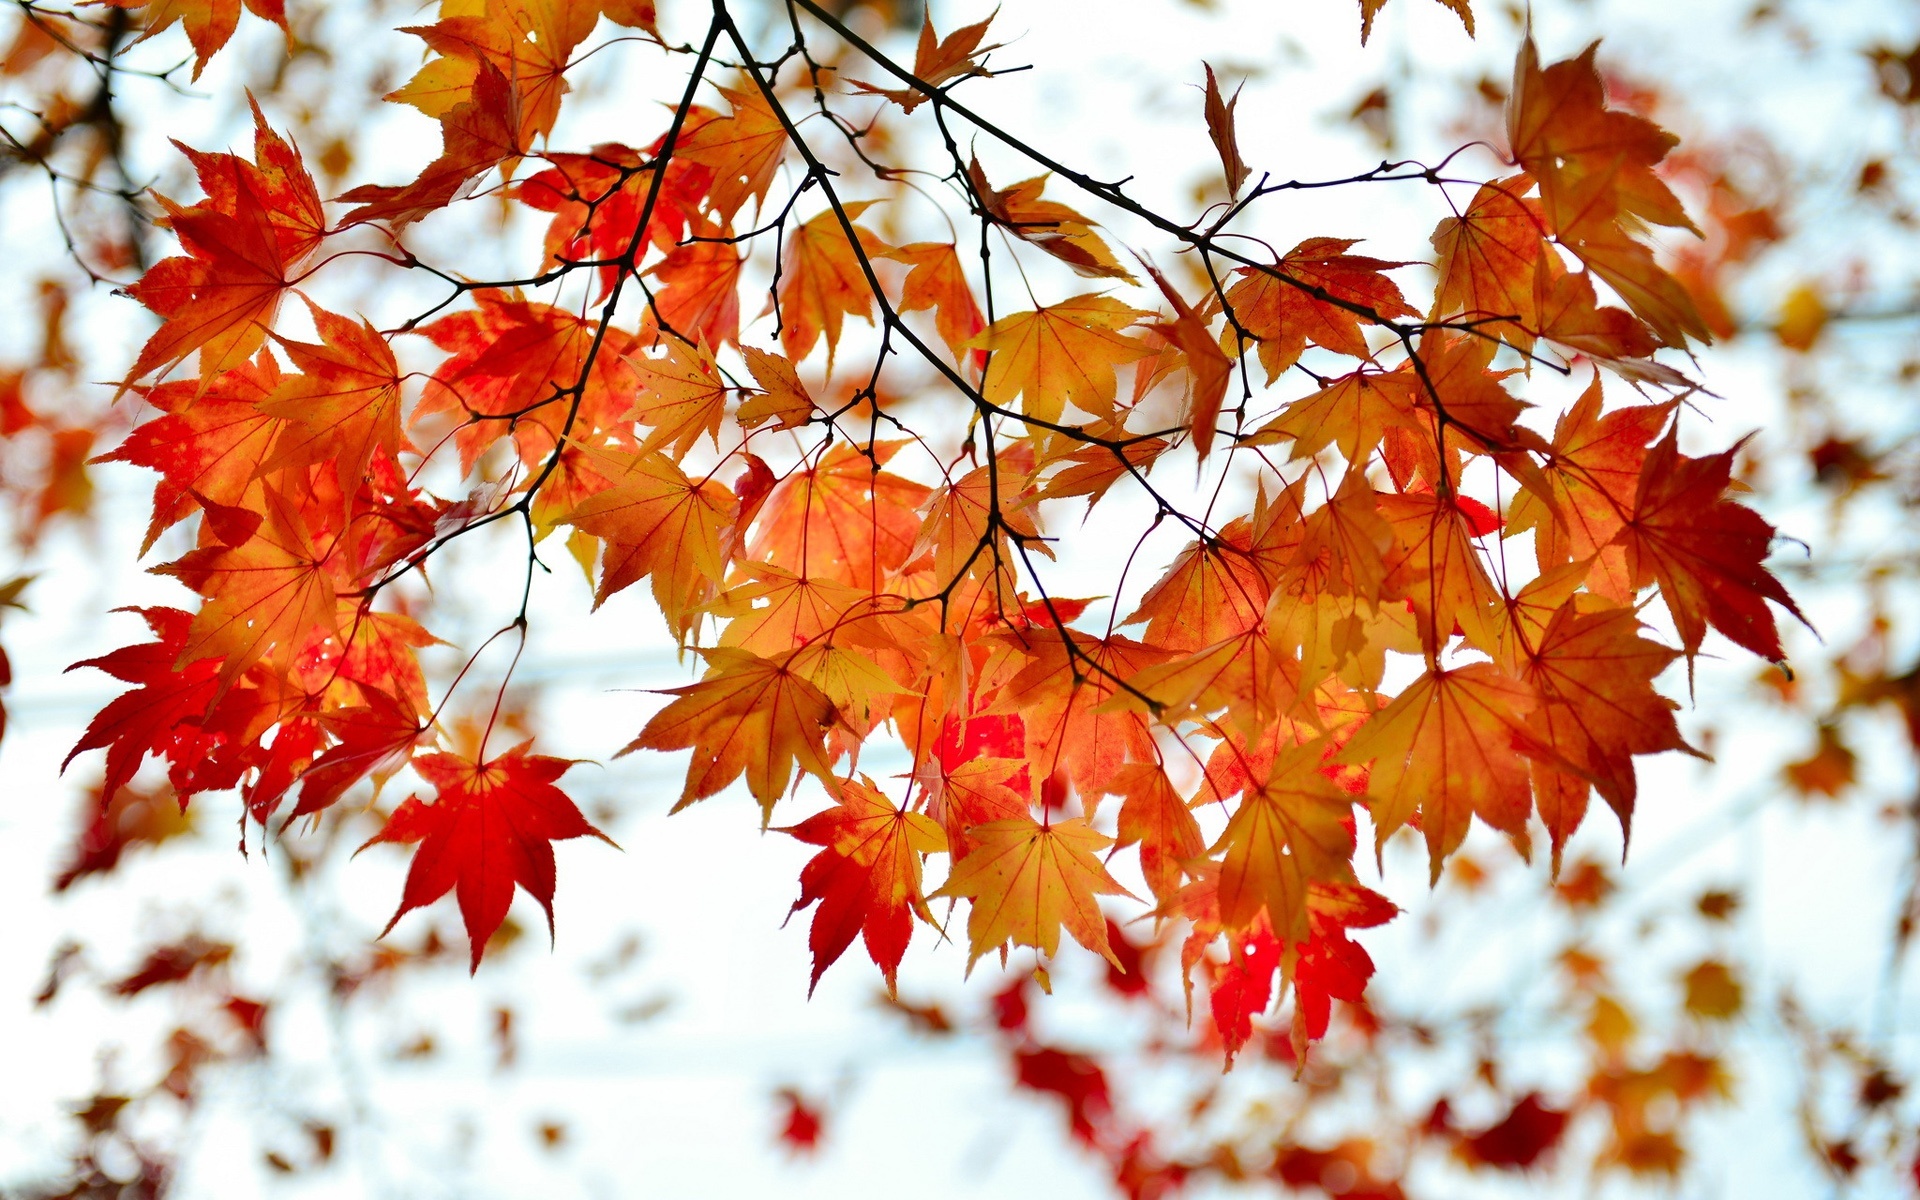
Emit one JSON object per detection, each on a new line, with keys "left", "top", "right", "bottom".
{"left": 1099, "top": 763, "right": 1199, "bottom": 907}
{"left": 850, "top": 11, "right": 1003, "bottom": 112}
{"left": 100, "top": 351, "right": 283, "bottom": 550}
{"left": 108, "top": 0, "right": 290, "bottom": 79}
{"left": 562, "top": 446, "right": 733, "bottom": 632}
{"left": 932, "top": 814, "right": 1135, "bottom": 971}
{"left": 627, "top": 646, "right": 841, "bottom": 823}
{"left": 1338, "top": 662, "right": 1536, "bottom": 878}
{"left": 971, "top": 295, "right": 1154, "bottom": 424}
{"left": 156, "top": 482, "right": 339, "bottom": 688}
{"left": 260, "top": 308, "right": 410, "bottom": 493}
{"left": 1225, "top": 238, "right": 1417, "bottom": 383}
{"left": 748, "top": 440, "right": 932, "bottom": 590}
{"left": 885, "top": 242, "right": 987, "bottom": 367}
{"left": 678, "top": 82, "right": 789, "bottom": 219}
{"left": 777, "top": 203, "right": 887, "bottom": 367}
{"left": 967, "top": 157, "right": 1133, "bottom": 281}
{"left": 1212, "top": 745, "right": 1358, "bottom": 941}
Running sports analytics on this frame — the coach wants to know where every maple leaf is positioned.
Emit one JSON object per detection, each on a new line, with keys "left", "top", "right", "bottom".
{"left": 972, "top": 295, "right": 1154, "bottom": 424}
{"left": 1337, "top": 662, "right": 1536, "bottom": 878}
{"left": 1429, "top": 178, "right": 1545, "bottom": 348}
{"left": 1531, "top": 253, "right": 1660, "bottom": 364}
{"left": 1203, "top": 63, "right": 1251, "bottom": 196}
{"left": 1357, "top": 0, "right": 1473, "bottom": 44}
{"left": 649, "top": 232, "right": 746, "bottom": 349}
{"left": 1108, "top": 761, "right": 1203, "bottom": 906}
{"left": 1508, "top": 39, "right": 1693, "bottom": 240}
{"left": 1248, "top": 368, "right": 1420, "bottom": 467}
{"left": 64, "top": 608, "right": 222, "bottom": 803}
{"left": 290, "top": 690, "right": 427, "bottom": 821}
{"left": 748, "top": 440, "right": 932, "bottom": 590}
{"left": 627, "top": 646, "right": 841, "bottom": 823}
{"left": 1225, "top": 239, "right": 1417, "bottom": 383}
{"left": 1124, "top": 521, "right": 1268, "bottom": 653}
{"left": 677, "top": 82, "right": 789, "bottom": 219}
{"left": 108, "top": 0, "right": 289, "bottom": 80}
{"left": 989, "top": 631, "right": 1173, "bottom": 800}
{"left": 156, "top": 482, "right": 339, "bottom": 688}
{"left": 561, "top": 446, "right": 732, "bottom": 635}
{"left": 260, "top": 307, "right": 409, "bottom": 493}
{"left": 625, "top": 337, "right": 728, "bottom": 458}
{"left": 912, "top": 456, "right": 1047, "bottom": 589}
{"left": 777, "top": 203, "right": 886, "bottom": 367}
{"left": 850, "top": 12, "right": 1003, "bottom": 112}
{"left": 339, "top": 57, "right": 519, "bottom": 230}
{"left": 1377, "top": 487, "right": 1506, "bottom": 654}
{"left": 99, "top": 351, "right": 283, "bottom": 551}
{"left": 1507, "top": 375, "right": 1671, "bottom": 586}
{"left": 737, "top": 346, "right": 815, "bottom": 431}
{"left": 359, "top": 745, "right": 612, "bottom": 972}
{"left": 780, "top": 777, "right": 946, "bottom": 993}
{"left": 1212, "top": 745, "right": 1358, "bottom": 941}
{"left": 415, "top": 290, "right": 638, "bottom": 470}
{"left": 1144, "top": 264, "right": 1233, "bottom": 462}
{"left": 885, "top": 242, "right": 987, "bottom": 367}
{"left": 1513, "top": 600, "right": 1695, "bottom": 868}
{"left": 967, "top": 158, "right": 1133, "bottom": 281}
{"left": 1615, "top": 429, "right": 1810, "bottom": 663}
{"left": 932, "top": 814, "right": 1135, "bottom": 971}
{"left": 1035, "top": 421, "right": 1168, "bottom": 510}
{"left": 122, "top": 102, "right": 323, "bottom": 386}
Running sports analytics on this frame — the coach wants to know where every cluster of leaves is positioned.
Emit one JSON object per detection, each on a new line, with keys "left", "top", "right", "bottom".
{"left": 54, "top": 0, "right": 1812, "bottom": 1074}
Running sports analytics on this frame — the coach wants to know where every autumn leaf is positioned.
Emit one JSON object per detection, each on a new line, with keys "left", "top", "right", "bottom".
{"left": 100, "top": 351, "right": 284, "bottom": 551}
{"left": 1144, "top": 264, "right": 1232, "bottom": 462}
{"left": 781, "top": 777, "right": 946, "bottom": 993}
{"left": 851, "top": 12, "right": 1003, "bottom": 112}
{"left": 359, "top": 745, "right": 612, "bottom": 972}
{"left": 1429, "top": 178, "right": 1545, "bottom": 348}
{"left": 1202, "top": 63, "right": 1250, "bottom": 195}
{"left": 886, "top": 242, "right": 987, "bottom": 367}
{"left": 649, "top": 231, "right": 745, "bottom": 349}
{"left": 967, "top": 157, "right": 1133, "bottom": 281}
{"left": 627, "top": 646, "right": 841, "bottom": 823}
{"left": 1338, "top": 662, "right": 1536, "bottom": 878}
{"left": 678, "top": 82, "right": 789, "bottom": 219}
{"left": 64, "top": 608, "right": 223, "bottom": 803}
{"left": 777, "top": 202, "right": 887, "bottom": 367}
{"left": 737, "top": 346, "right": 816, "bottom": 431}
{"left": 932, "top": 814, "right": 1135, "bottom": 971}
{"left": 1512, "top": 600, "right": 1696, "bottom": 868}
{"left": 625, "top": 337, "right": 729, "bottom": 458}
{"left": 562, "top": 446, "right": 732, "bottom": 633}
{"left": 1357, "top": 0, "right": 1473, "bottom": 45}
{"left": 1507, "top": 375, "right": 1671, "bottom": 587}
{"left": 156, "top": 481, "right": 339, "bottom": 688}
{"left": 1212, "top": 744, "right": 1358, "bottom": 941}
{"left": 122, "top": 102, "right": 323, "bottom": 386}
{"left": 1107, "top": 761, "right": 1203, "bottom": 906}
{"left": 1248, "top": 368, "right": 1420, "bottom": 466}
{"left": 1225, "top": 238, "right": 1417, "bottom": 383}
{"left": 1615, "top": 429, "right": 1810, "bottom": 663}
{"left": 972, "top": 295, "right": 1154, "bottom": 424}
{"left": 108, "top": 0, "right": 290, "bottom": 79}
{"left": 748, "top": 440, "right": 932, "bottom": 590}
{"left": 261, "top": 307, "right": 409, "bottom": 492}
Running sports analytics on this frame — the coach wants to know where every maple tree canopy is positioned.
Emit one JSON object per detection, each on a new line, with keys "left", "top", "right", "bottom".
{"left": 50, "top": 0, "right": 1811, "bottom": 1049}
